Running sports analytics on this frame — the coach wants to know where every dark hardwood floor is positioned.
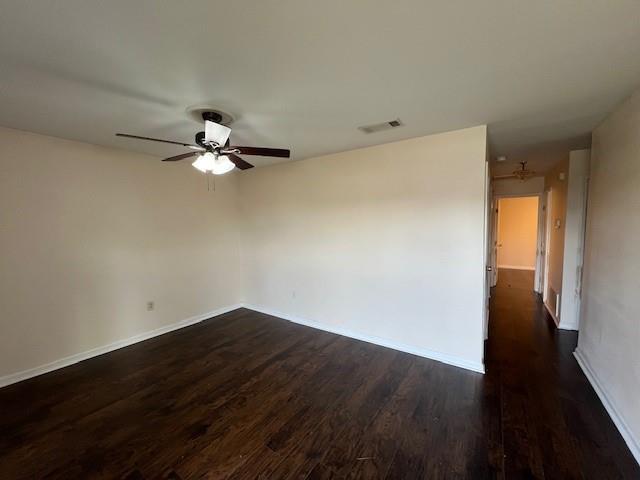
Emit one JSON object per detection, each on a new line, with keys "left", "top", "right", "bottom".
{"left": 1, "top": 269, "right": 639, "bottom": 478}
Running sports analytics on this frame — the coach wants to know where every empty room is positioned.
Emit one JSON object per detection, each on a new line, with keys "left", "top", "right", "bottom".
{"left": 1, "top": 1, "right": 639, "bottom": 478}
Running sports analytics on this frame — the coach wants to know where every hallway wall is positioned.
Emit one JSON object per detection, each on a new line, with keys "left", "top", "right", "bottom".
{"left": 576, "top": 89, "right": 640, "bottom": 464}
{"left": 544, "top": 157, "right": 569, "bottom": 318}
{"left": 497, "top": 196, "right": 539, "bottom": 270}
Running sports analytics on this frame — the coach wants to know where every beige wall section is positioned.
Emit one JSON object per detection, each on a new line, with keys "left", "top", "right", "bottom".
{"left": 497, "top": 197, "right": 538, "bottom": 269}
{"left": 544, "top": 156, "right": 569, "bottom": 315}
{"left": 493, "top": 176, "right": 544, "bottom": 196}
{"left": 576, "top": 90, "right": 640, "bottom": 461}
{"left": 239, "top": 126, "right": 488, "bottom": 371}
{"left": 0, "top": 127, "right": 242, "bottom": 378}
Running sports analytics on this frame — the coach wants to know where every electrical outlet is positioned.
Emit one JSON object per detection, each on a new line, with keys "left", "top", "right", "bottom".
{"left": 147, "top": 301, "right": 154, "bottom": 311}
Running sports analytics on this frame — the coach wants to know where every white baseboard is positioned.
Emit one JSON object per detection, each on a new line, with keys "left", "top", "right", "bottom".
{"left": 543, "top": 301, "right": 560, "bottom": 326}
{"left": 558, "top": 320, "right": 578, "bottom": 331}
{"left": 497, "top": 264, "right": 535, "bottom": 271}
{"left": 0, "top": 304, "right": 242, "bottom": 389}
{"left": 1, "top": 302, "right": 485, "bottom": 388}
{"left": 574, "top": 348, "right": 640, "bottom": 466}
{"left": 242, "top": 304, "right": 485, "bottom": 374}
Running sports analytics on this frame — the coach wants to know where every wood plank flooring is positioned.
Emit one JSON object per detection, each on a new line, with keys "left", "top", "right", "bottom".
{"left": 1, "top": 269, "right": 638, "bottom": 478}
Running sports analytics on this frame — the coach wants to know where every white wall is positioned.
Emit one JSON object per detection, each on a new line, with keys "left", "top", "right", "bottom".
{"left": 0, "top": 127, "right": 243, "bottom": 380}
{"left": 558, "top": 149, "right": 590, "bottom": 330}
{"left": 1, "top": 124, "right": 488, "bottom": 382}
{"left": 239, "top": 126, "right": 488, "bottom": 372}
{"left": 575, "top": 91, "right": 640, "bottom": 463}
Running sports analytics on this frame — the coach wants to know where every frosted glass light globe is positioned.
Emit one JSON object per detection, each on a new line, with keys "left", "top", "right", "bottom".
{"left": 192, "top": 152, "right": 235, "bottom": 175}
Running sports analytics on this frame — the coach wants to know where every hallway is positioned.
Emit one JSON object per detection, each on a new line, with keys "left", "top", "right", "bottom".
{"left": 485, "top": 268, "right": 639, "bottom": 478}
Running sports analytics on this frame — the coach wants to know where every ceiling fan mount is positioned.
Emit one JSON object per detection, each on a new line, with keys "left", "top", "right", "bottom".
{"left": 185, "top": 105, "right": 235, "bottom": 126}
{"left": 115, "top": 110, "right": 290, "bottom": 174}
{"left": 201, "top": 111, "right": 224, "bottom": 124}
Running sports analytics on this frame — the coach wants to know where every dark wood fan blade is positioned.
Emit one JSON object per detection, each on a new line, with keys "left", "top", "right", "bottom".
{"left": 116, "top": 133, "right": 198, "bottom": 148}
{"left": 227, "top": 153, "right": 254, "bottom": 170}
{"left": 230, "top": 146, "right": 290, "bottom": 158}
{"left": 162, "top": 152, "right": 198, "bottom": 162}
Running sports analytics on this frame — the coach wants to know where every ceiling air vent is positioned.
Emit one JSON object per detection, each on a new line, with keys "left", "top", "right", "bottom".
{"left": 358, "top": 118, "right": 403, "bottom": 134}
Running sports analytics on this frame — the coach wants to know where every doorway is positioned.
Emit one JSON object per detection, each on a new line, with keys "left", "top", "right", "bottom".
{"left": 491, "top": 195, "right": 545, "bottom": 292}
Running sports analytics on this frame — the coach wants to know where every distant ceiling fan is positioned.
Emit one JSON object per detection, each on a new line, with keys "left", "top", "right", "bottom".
{"left": 116, "top": 111, "right": 290, "bottom": 174}
{"left": 493, "top": 161, "right": 536, "bottom": 182}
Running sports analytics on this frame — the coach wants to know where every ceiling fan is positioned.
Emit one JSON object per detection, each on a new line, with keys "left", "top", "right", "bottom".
{"left": 493, "top": 161, "right": 536, "bottom": 182}
{"left": 116, "top": 111, "right": 290, "bottom": 174}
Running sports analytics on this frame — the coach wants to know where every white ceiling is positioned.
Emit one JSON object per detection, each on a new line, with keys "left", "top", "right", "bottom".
{"left": 1, "top": 1, "right": 639, "bottom": 167}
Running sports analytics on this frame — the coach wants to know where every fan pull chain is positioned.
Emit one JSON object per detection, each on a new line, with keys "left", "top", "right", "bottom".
{"left": 206, "top": 173, "right": 216, "bottom": 192}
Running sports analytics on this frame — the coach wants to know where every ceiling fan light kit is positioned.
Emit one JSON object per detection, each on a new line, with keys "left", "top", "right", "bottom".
{"left": 192, "top": 152, "right": 235, "bottom": 175}
{"left": 115, "top": 110, "right": 290, "bottom": 176}
{"left": 512, "top": 161, "right": 536, "bottom": 181}
{"left": 492, "top": 160, "right": 537, "bottom": 182}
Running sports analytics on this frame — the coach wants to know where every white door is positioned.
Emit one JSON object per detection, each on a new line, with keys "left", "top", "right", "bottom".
{"left": 558, "top": 152, "right": 591, "bottom": 330}
{"left": 576, "top": 177, "right": 589, "bottom": 329}
{"left": 572, "top": 176, "right": 589, "bottom": 329}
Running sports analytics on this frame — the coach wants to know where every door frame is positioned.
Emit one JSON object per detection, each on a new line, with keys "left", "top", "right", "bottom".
{"left": 491, "top": 192, "right": 546, "bottom": 293}
{"left": 483, "top": 161, "right": 491, "bottom": 341}
{"left": 491, "top": 195, "right": 500, "bottom": 287}
{"left": 534, "top": 192, "right": 548, "bottom": 294}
